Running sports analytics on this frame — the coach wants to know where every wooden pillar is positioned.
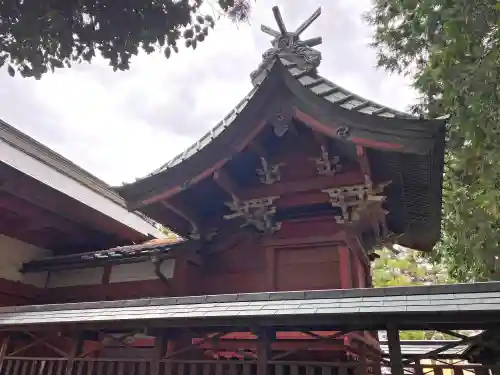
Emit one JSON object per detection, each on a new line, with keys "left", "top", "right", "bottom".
{"left": 151, "top": 330, "right": 168, "bottom": 375}
{"left": 256, "top": 328, "right": 274, "bottom": 375}
{"left": 387, "top": 325, "right": 404, "bottom": 375}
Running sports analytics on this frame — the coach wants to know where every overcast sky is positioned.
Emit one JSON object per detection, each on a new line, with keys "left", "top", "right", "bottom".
{"left": 0, "top": 0, "right": 417, "bottom": 186}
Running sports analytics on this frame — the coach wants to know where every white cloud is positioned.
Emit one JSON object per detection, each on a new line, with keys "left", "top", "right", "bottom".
{"left": 0, "top": 0, "right": 417, "bottom": 186}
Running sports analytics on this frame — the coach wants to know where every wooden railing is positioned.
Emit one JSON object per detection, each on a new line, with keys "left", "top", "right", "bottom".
{"left": 0, "top": 358, "right": 498, "bottom": 375}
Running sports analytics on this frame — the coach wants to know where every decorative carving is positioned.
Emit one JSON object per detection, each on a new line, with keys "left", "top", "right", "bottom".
{"left": 271, "top": 113, "right": 289, "bottom": 137}
{"left": 336, "top": 126, "right": 350, "bottom": 139}
{"left": 322, "top": 181, "right": 389, "bottom": 224}
{"left": 223, "top": 196, "right": 281, "bottom": 233}
{"left": 311, "top": 146, "right": 342, "bottom": 176}
{"left": 250, "top": 6, "right": 323, "bottom": 86}
{"left": 256, "top": 157, "right": 284, "bottom": 185}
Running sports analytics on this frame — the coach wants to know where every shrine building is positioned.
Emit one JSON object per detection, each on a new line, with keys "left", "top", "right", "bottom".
{"left": 0, "top": 5, "right": 500, "bottom": 375}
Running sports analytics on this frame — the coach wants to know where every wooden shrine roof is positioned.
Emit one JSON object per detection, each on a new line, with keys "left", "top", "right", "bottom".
{"left": 0, "top": 120, "right": 164, "bottom": 253}
{"left": 143, "top": 61, "right": 418, "bottom": 177}
{"left": 115, "top": 6, "right": 446, "bottom": 252}
{"left": 1, "top": 282, "right": 499, "bottom": 332}
{"left": 118, "top": 60, "right": 445, "bottom": 206}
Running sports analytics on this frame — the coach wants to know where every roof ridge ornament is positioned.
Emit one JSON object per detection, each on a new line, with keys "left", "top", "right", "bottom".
{"left": 250, "top": 6, "right": 323, "bottom": 86}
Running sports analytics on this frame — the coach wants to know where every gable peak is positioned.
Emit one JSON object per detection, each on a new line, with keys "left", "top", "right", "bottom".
{"left": 250, "top": 6, "right": 323, "bottom": 86}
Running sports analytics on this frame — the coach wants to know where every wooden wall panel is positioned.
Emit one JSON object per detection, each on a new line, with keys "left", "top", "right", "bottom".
{"left": 204, "top": 238, "right": 265, "bottom": 275}
{"left": 274, "top": 245, "right": 340, "bottom": 291}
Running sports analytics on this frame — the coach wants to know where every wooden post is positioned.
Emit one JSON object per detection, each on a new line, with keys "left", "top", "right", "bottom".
{"left": 256, "top": 328, "right": 274, "bottom": 375}
{"left": 371, "top": 357, "right": 382, "bottom": 375}
{"left": 356, "top": 342, "right": 368, "bottom": 375}
{"left": 65, "top": 333, "right": 84, "bottom": 375}
{"left": 0, "top": 335, "right": 10, "bottom": 373}
{"left": 387, "top": 325, "right": 404, "bottom": 375}
{"left": 151, "top": 330, "right": 168, "bottom": 375}
{"left": 414, "top": 360, "right": 423, "bottom": 375}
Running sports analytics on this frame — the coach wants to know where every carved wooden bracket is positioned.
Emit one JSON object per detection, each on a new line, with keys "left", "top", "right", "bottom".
{"left": 223, "top": 196, "right": 281, "bottom": 233}
{"left": 256, "top": 157, "right": 284, "bottom": 185}
{"left": 311, "top": 146, "right": 342, "bottom": 176}
{"left": 322, "top": 181, "right": 389, "bottom": 224}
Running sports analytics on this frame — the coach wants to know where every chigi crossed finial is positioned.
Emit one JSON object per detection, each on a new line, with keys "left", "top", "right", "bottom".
{"left": 250, "top": 6, "right": 323, "bottom": 86}
{"left": 261, "top": 6, "right": 322, "bottom": 49}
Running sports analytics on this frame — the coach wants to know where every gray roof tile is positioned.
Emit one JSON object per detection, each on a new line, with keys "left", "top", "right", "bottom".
{"left": 144, "top": 57, "right": 417, "bottom": 177}
{"left": 2, "top": 283, "right": 500, "bottom": 327}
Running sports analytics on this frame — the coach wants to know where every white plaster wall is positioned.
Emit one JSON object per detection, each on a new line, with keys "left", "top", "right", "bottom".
{"left": 48, "top": 268, "right": 104, "bottom": 288}
{"left": 1, "top": 139, "right": 163, "bottom": 238}
{"left": 0, "top": 234, "right": 51, "bottom": 287}
{"left": 110, "top": 260, "right": 176, "bottom": 283}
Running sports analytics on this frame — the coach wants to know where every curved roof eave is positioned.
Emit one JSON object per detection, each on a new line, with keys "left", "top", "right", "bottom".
{"left": 117, "top": 59, "right": 446, "bottom": 208}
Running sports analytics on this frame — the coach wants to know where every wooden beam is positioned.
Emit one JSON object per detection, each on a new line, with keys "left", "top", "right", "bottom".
{"left": 242, "top": 172, "right": 364, "bottom": 200}
{"left": 213, "top": 168, "right": 241, "bottom": 200}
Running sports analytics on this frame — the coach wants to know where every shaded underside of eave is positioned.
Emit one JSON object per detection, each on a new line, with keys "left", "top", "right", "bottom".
{"left": 0, "top": 120, "right": 125, "bottom": 206}
{"left": 117, "top": 61, "right": 446, "bottom": 209}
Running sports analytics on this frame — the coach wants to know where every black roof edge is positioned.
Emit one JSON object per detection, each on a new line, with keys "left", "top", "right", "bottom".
{"left": 21, "top": 240, "right": 188, "bottom": 273}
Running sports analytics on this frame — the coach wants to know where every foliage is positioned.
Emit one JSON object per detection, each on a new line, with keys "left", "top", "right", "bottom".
{"left": 365, "top": 0, "right": 500, "bottom": 281}
{"left": 372, "top": 247, "right": 450, "bottom": 287}
{"left": 372, "top": 247, "right": 459, "bottom": 340}
{"left": 160, "top": 226, "right": 181, "bottom": 241}
{"left": 0, "top": 0, "right": 251, "bottom": 79}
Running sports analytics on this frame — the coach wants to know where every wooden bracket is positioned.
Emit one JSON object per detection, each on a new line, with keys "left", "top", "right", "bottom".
{"left": 224, "top": 196, "right": 281, "bottom": 233}
{"left": 256, "top": 157, "right": 284, "bottom": 185}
